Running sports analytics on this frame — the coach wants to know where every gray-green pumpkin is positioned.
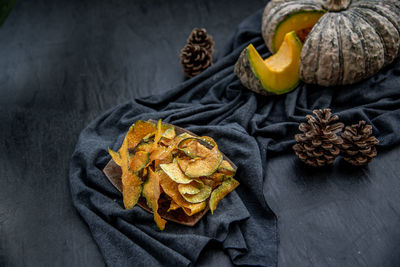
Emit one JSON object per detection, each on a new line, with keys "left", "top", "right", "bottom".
{"left": 261, "top": 0, "right": 400, "bottom": 87}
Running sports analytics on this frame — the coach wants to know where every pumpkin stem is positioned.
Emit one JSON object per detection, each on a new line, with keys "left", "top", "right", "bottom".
{"left": 320, "top": 0, "right": 351, "bottom": 11}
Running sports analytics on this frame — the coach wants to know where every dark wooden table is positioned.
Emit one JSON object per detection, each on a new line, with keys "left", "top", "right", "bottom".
{"left": 1, "top": 0, "right": 399, "bottom": 266}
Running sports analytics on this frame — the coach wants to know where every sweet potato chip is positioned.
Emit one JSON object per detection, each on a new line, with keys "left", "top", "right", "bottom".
{"left": 181, "top": 185, "right": 211, "bottom": 204}
{"left": 198, "top": 136, "right": 218, "bottom": 149}
{"left": 209, "top": 172, "right": 227, "bottom": 183}
{"left": 182, "top": 202, "right": 206, "bottom": 216}
{"left": 177, "top": 147, "right": 223, "bottom": 178}
{"left": 160, "top": 138, "right": 174, "bottom": 147}
{"left": 199, "top": 177, "right": 217, "bottom": 188}
{"left": 217, "top": 160, "right": 236, "bottom": 176}
{"left": 119, "top": 130, "right": 130, "bottom": 167}
{"left": 114, "top": 128, "right": 143, "bottom": 209}
{"left": 209, "top": 177, "right": 239, "bottom": 214}
{"left": 161, "top": 127, "right": 176, "bottom": 139}
{"left": 152, "top": 119, "right": 163, "bottom": 150}
{"left": 177, "top": 180, "right": 203, "bottom": 195}
{"left": 143, "top": 169, "right": 166, "bottom": 230}
{"left": 150, "top": 147, "right": 174, "bottom": 169}
{"left": 195, "top": 142, "right": 212, "bottom": 158}
{"left": 178, "top": 138, "right": 199, "bottom": 159}
{"left": 135, "top": 141, "right": 154, "bottom": 153}
{"left": 122, "top": 171, "right": 142, "bottom": 209}
{"left": 127, "top": 120, "right": 156, "bottom": 150}
{"left": 159, "top": 170, "right": 206, "bottom": 216}
{"left": 167, "top": 200, "right": 180, "bottom": 212}
{"left": 108, "top": 148, "right": 122, "bottom": 166}
{"left": 160, "top": 162, "right": 193, "bottom": 184}
{"left": 129, "top": 151, "right": 149, "bottom": 173}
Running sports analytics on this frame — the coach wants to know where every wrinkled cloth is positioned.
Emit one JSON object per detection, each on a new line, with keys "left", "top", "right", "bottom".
{"left": 69, "top": 7, "right": 400, "bottom": 267}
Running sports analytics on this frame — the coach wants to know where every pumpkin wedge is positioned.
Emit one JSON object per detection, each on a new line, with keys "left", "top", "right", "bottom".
{"left": 268, "top": 10, "right": 325, "bottom": 53}
{"left": 234, "top": 31, "right": 302, "bottom": 95}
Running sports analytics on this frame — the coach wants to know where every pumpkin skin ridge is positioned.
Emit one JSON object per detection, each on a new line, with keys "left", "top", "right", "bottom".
{"left": 339, "top": 12, "right": 368, "bottom": 83}
{"left": 351, "top": 2, "right": 400, "bottom": 57}
{"left": 351, "top": 8, "right": 399, "bottom": 66}
{"left": 348, "top": 9, "right": 385, "bottom": 79}
{"left": 352, "top": 1, "right": 400, "bottom": 38}
{"left": 343, "top": 11, "right": 370, "bottom": 79}
{"left": 314, "top": 14, "right": 342, "bottom": 86}
{"left": 335, "top": 14, "right": 344, "bottom": 85}
{"left": 263, "top": 0, "right": 400, "bottom": 86}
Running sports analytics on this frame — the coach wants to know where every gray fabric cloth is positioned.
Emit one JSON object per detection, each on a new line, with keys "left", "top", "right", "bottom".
{"left": 70, "top": 9, "right": 277, "bottom": 267}
{"left": 69, "top": 6, "right": 400, "bottom": 267}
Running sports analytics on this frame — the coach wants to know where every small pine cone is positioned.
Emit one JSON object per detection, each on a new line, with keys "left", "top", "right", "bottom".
{"left": 341, "top": 121, "right": 379, "bottom": 166}
{"left": 293, "top": 109, "right": 344, "bottom": 167}
{"left": 187, "top": 28, "right": 214, "bottom": 55}
{"left": 180, "top": 44, "right": 212, "bottom": 77}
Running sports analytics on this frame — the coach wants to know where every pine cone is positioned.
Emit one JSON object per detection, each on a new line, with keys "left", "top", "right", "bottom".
{"left": 187, "top": 28, "right": 214, "bottom": 54}
{"left": 341, "top": 121, "right": 379, "bottom": 166}
{"left": 180, "top": 44, "right": 212, "bottom": 77}
{"left": 293, "top": 109, "right": 344, "bottom": 167}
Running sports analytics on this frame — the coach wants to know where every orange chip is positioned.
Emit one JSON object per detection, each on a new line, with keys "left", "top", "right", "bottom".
{"left": 209, "top": 177, "right": 239, "bottom": 214}
{"left": 159, "top": 170, "right": 206, "bottom": 216}
{"left": 143, "top": 169, "right": 166, "bottom": 230}
{"left": 108, "top": 148, "right": 122, "bottom": 166}
{"left": 217, "top": 160, "right": 236, "bottom": 176}
{"left": 119, "top": 131, "right": 130, "bottom": 168}
{"left": 167, "top": 200, "right": 181, "bottom": 212}
{"left": 152, "top": 119, "right": 163, "bottom": 150}
{"left": 177, "top": 147, "right": 222, "bottom": 178}
{"left": 122, "top": 171, "right": 142, "bottom": 209}
{"left": 209, "top": 172, "right": 227, "bottom": 183}
{"left": 127, "top": 121, "right": 156, "bottom": 150}
{"left": 182, "top": 202, "right": 206, "bottom": 216}
{"left": 135, "top": 141, "right": 154, "bottom": 153}
{"left": 129, "top": 151, "right": 149, "bottom": 173}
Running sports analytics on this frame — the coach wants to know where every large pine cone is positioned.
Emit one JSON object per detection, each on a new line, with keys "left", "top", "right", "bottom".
{"left": 293, "top": 109, "right": 344, "bottom": 167}
{"left": 341, "top": 121, "right": 379, "bottom": 166}
{"left": 180, "top": 44, "right": 212, "bottom": 78}
{"left": 187, "top": 28, "right": 214, "bottom": 55}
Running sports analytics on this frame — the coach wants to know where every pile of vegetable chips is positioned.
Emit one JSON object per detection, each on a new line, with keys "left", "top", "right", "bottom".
{"left": 108, "top": 120, "right": 239, "bottom": 230}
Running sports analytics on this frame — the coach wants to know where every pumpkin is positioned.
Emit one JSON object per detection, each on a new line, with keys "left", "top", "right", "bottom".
{"left": 234, "top": 31, "right": 303, "bottom": 95}
{"left": 262, "top": 0, "right": 400, "bottom": 87}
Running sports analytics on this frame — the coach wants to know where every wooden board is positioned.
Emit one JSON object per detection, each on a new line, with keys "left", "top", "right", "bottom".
{"left": 103, "top": 120, "right": 237, "bottom": 226}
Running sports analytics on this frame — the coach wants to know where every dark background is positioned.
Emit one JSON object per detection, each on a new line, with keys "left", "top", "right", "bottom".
{"left": 1, "top": 0, "right": 399, "bottom": 266}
